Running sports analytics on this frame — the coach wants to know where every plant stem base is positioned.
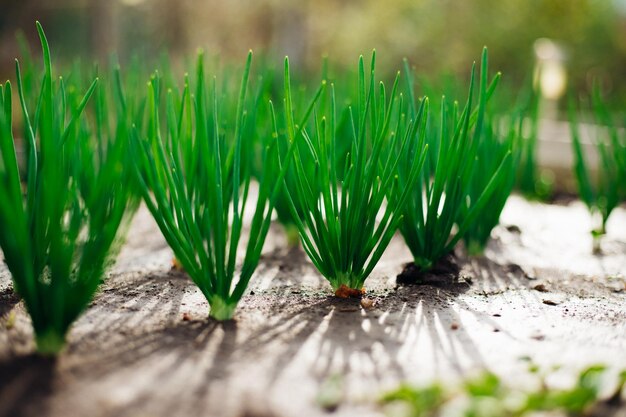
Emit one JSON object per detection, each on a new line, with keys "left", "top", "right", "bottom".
{"left": 334, "top": 284, "right": 365, "bottom": 298}
{"left": 35, "top": 330, "right": 67, "bottom": 356}
{"left": 284, "top": 225, "right": 301, "bottom": 247}
{"left": 209, "top": 298, "right": 237, "bottom": 321}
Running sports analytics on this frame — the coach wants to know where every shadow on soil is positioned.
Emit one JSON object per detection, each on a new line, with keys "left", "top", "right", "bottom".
{"left": 0, "top": 354, "right": 55, "bottom": 417}
{"left": 230, "top": 248, "right": 532, "bottom": 410}
{"left": 0, "top": 242, "right": 534, "bottom": 417}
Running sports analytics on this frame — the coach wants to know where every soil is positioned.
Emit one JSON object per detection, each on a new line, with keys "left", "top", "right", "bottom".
{"left": 0, "top": 195, "right": 625, "bottom": 417}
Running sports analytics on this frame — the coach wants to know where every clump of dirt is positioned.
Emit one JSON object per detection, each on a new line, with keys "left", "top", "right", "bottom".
{"left": 396, "top": 253, "right": 461, "bottom": 287}
{"left": 0, "top": 287, "right": 19, "bottom": 318}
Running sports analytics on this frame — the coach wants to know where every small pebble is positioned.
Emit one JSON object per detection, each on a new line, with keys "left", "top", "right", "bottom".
{"left": 360, "top": 298, "right": 375, "bottom": 309}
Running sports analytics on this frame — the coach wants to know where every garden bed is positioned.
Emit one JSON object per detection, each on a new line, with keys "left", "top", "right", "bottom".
{"left": 1, "top": 195, "right": 625, "bottom": 417}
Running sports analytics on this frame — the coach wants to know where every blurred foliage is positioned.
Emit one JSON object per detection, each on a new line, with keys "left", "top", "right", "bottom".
{"left": 380, "top": 365, "right": 626, "bottom": 417}
{"left": 1, "top": 0, "right": 625, "bottom": 99}
{"left": 570, "top": 84, "right": 626, "bottom": 247}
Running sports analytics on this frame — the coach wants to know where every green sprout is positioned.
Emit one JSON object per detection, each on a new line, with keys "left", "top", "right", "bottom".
{"left": 277, "top": 52, "right": 427, "bottom": 296}
{"left": 397, "top": 48, "right": 511, "bottom": 274}
{"left": 570, "top": 85, "right": 626, "bottom": 250}
{"left": 132, "top": 51, "right": 284, "bottom": 320}
{"left": 0, "top": 23, "right": 134, "bottom": 355}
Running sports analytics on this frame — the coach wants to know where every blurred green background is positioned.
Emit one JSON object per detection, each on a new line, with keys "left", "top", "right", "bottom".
{"left": 1, "top": 0, "right": 626, "bottom": 99}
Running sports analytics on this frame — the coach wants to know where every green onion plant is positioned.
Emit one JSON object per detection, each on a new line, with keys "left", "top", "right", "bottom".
{"left": 515, "top": 84, "right": 554, "bottom": 200}
{"left": 570, "top": 86, "right": 626, "bottom": 249}
{"left": 516, "top": 84, "right": 540, "bottom": 195}
{"left": 396, "top": 48, "right": 511, "bottom": 274}
{"left": 277, "top": 52, "right": 428, "bottom": 296}
{"left": 0, "top": 23, "right": 135, "bottom": 355}
{"left": 459, "top": 112, "right": 520, "bottom": 256}
{"left": 264, "top": 62, "right": 332, "bottom": 247}
{"left": 132, "top": 51, "right": 284, "bottom": 320}
{"left": 247, "top": 66, "right": 305, "bottom": 247}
